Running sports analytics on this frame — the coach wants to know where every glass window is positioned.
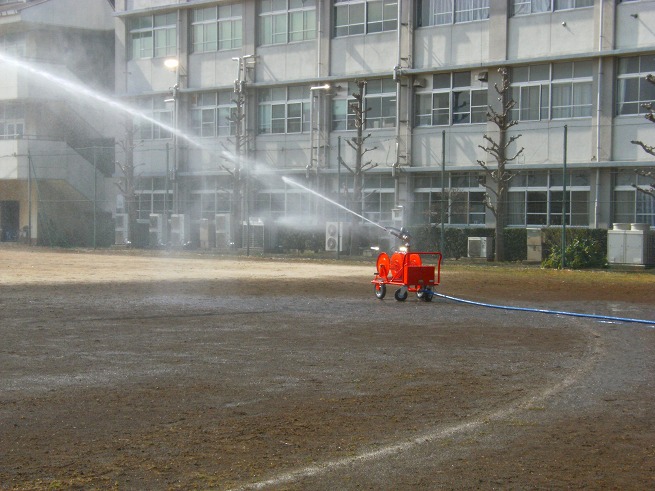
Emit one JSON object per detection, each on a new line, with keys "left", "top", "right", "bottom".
{"left": 258, "top": 86, "right": 310, "bottom": 134}
{"left": 416, "top": 72, "right": 488, "bottom": 127}
{"left": 417, "top": 0, "right": 488, "bottom": 27}
{"left": 190, "top": 91, "right": 236, "bottom": 138}
{"left": 617, "top": 55, "right": 655, "bottom": 116}
{"left": 260, "top": 0, "right": 315, "bottom": 45}
{"left": 511, "top": 62, "right": 591, "bottom": 121}
{"left": 134, "top": 97, "right": 172, "bottom": 140}
{"left": 333, "top": 80, "right": 395, "bottom": 130}
{"left": 129, "top": 13, "right": 176, "bottom": 60}
{"left": 0, "top": 102, "right": 25, "bottom": 140}
{"left": 334, "top": 0, "right": 397, "bottom": 36}
{"left": 192, "top": 4, "right": 242, "bottom": 53}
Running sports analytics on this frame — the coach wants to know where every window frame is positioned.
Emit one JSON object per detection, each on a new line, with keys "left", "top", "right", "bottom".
{"left": 414, "top": 72, "right": 488, "bottom": 127}
{"left": 417, "top": 0, "right": 489, "bottom": 28}
{"left": 616, "top": 55, "right": 655, "bottom": 117}
{"left": 191, "top": 4, "right": 243, "bottom": 53}
{"left": 129, "top": 12, "right": 177, "bottom": 60}
{"left": 258, "top": 86, "right": 311, "bottom": 135}
{"left": 334, "top": 0, "right": 398, "bottom": 37}
{"left": 332, "top": 80, "right": 397, "bottom": 131}
{"left": 259, "top": 0, "right": 316, "bottom": 46}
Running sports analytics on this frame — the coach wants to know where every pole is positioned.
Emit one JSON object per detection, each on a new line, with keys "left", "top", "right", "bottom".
{"left": 562, "top": 125, "right": 568, "bottom": 269}
{"left": 93, "top": 146, "right": 97, "bottom": 249}
{"left": 27, "top": 150, "right": 32, "bottom": 246}
{"left": 441, "top": 130, "right": 446, "bottom": 255}
{"left": 337, "top": 136, "right": 341, "bottom": 259}
{"left": 165, "top": 142, "right": 170, "bottom": 246}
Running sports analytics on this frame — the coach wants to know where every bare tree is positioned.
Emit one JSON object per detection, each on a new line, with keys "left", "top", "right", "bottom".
{"left": 340, "top": 80, "right": 378, "bottom": 253}
{"left": 115, "top": 117, "right": 141, "bottom": 245}
{"left": 477, "top": 67, "right": 524, "bottom": 261}
{"left": 630, "top": 74, "right": 655, "bottom": 199}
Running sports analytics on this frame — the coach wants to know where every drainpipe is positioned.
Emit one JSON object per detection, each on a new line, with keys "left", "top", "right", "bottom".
{"left": 594, "top": 0, "right": 605, "bottom": 228}
{"left": 393, "top": 0, "right": 402, "bottom": 207}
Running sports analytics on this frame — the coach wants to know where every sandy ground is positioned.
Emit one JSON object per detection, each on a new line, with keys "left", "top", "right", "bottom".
{"left": 0, "top": 246, "right": 654, "bottom": 490}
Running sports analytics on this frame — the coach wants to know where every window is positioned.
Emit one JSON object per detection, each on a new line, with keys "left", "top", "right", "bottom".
{"left": 332, "top": 80, "right": 396, "bottom": 130}
{"left": 362, "top": 175, "right": 396, "bottom": 224}
{"left": 134, "top": 97, "right": 172, "bottom": 140}
{"left": 135, "top": 177, "right": 173, "bottom": 221}
{"left": 258, "top": 86, "right": 310, "bottom": 134}
{"left": 509, "top": 171, "right": 590, "bottom": 226}
{"left": 191, "top": 4, "right": 242, "bottom": 53}
{"left": 613, "top": 169, "right": 655, "bottom": 226}
{"left": 551, "top": 61, "right": 593, "bottom": 119}
{"left": 510, "top": 64, "right": 550, "bottom": 121}
{"left": 0, "top": 33, "right": 25, "bottom": 58}
{"left": 189, "top": 176, "right": 232, "bottom": 221}
{"left": 260, "top": 0, "right": 316, "bottom": 46}
{"left": 415, "top": 72, "right": 487, "bottom": 127}
{"left": 553, "top": 0, "right": 593, "bottom": 10}
{"left": 616, "top": 55, "right": 655, "bottom": 116}
{"left": 334, "top": 0, "right": 397, "bottom": 37}
{"left": 129, "top": 13, "right": 176, "bottom": 60}
{"left": 512, "top": 0, "right": 592, "bottom": 15}
{"left": 0, "top": 102, "right": 24, "bottom": 140}
{"left": 191, "top": 92, "right": 236, "bottom": 138}
{"left": 510, "top": 61, "right": 592, "bottom": 121}
{"left": 413, "top": 173, "right": 486, "bottom": 225}
{"left": 255, "top": 180, "right": 315, "bottom": 219}
{"left": 417, "top": 0, "right": 489, "bottom": 27}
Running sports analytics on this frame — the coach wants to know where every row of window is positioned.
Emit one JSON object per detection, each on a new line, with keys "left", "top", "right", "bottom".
{"left": 133, "top": 171, "right": 655, "bottom": 228}
{"left": 0, "top": 102, "right": 24, "bottom": 140}
{"left": 127, "top": 55, "right": 653, "bottom": 139}
{"left": 127, "top": 0, "right": 616, "bottom": 59}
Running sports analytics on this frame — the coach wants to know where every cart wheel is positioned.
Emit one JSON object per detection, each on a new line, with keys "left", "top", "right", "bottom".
{"left": 394, "top": 287, "right": 408, "bottom": 302}
{"left": 374, "top": 283, "right": 386, "bottom": 300}
{"left": 419, "top": 287, "right": 433, "bottom": 302}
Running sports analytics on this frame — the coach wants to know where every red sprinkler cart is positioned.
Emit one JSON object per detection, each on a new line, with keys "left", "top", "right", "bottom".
{"left": 371, "top": 228, "right": 442, "bottom": 302}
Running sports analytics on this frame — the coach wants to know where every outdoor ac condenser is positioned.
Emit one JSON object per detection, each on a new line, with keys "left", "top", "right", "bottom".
{"left": 325, "top": 222, "right": 345, "bottom": 252}
{"left": 215, "top": 213, "right": 231, "bottom": 249}
{"left": 114, "top": 213, "right": 129, "bottom": 245}
{"left": 149, "top": 214, "right": 164, "bottom": 247}
{"left": 170, "top": 214, "right": 187, "bottom": 246}
{"left": 468, "top": 237, "right": 493, "bottom": 259}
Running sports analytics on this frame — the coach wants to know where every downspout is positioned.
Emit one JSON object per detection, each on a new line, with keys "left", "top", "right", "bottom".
{"left": 594, "top": 0, "right": 605, "bottom": 228}
{"left": 393, "top": 0, "right": 402, "bottom": 207}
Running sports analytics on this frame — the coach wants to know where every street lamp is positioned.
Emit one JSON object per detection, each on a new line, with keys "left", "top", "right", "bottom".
{"left": 164, "top": 57, "right": 184, "bottom": 216}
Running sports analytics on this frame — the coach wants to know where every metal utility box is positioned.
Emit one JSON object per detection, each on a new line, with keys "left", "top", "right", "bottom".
{"left": 526, "top": 228, "right": 544, "bottom": 262}
{"left": 468, "top": 237, "right": 493, "bottom": 259}
{"left": 607, "top": 223, "right": 655, "bottom": 266}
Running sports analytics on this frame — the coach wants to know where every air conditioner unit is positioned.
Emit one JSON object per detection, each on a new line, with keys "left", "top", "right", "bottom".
{"left": 114, "top": 213, "right": 129, "bottom": 245}
{"left": 325, "top": 221, "right": 345, "bottom": 252}
{"left": 215, "top": 213, "right": 231, "bottom": 249}
{"left": 468, "top": 237, "right": 493, "bottom": 259}
{"left": 170, "top": 214, "right": 188, "bottom": 246}
{"left": 149, "top": 214, "right": 164, "bottom": 247}
{"left": 199, "top": 218, "right": 211, "bottom": 249}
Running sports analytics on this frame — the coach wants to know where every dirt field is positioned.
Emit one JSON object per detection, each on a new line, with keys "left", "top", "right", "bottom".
{"left": 1, "top": 246, "right": 654, "bottom": 490}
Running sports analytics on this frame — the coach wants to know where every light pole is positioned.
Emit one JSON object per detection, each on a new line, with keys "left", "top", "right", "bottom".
{"left": 231, "top": 55, "right": 255, "bottom": 254}
{"left": 164, "top": 58, "right": 184, "bottom": 216}
{"left": 309, "top": 83, "right": 333, "bottom": 221}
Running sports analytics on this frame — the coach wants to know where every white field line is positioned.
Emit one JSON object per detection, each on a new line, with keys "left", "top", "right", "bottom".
{"left": 229, "top": 326, "right": 603, "bottom": 490}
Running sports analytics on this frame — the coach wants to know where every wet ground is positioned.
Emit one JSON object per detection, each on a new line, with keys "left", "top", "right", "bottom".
{"left": 0, "top": 248, "right": 654, "bottom": 490}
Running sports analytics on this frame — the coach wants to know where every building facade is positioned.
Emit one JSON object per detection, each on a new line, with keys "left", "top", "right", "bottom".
{"left": 112, "top": 0, "right": 655, "bottom": 251}
{"left": 0, "top": 0, "right": 116, "bottom": 246}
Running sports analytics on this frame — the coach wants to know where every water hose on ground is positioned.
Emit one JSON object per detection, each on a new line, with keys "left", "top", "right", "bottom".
{"left": 431, "top": 292, "right": 655, "bottom": 327}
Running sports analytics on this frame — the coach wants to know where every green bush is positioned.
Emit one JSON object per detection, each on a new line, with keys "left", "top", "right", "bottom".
{"left": 542, "top": 234, "right": 608, "bottom": 269}
{"left": 503, "top": 228, "right": 527, "bottom": 262}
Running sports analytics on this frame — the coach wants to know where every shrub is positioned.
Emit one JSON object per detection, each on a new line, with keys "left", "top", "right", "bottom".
{"left": 542, "top": 235, "right": 608, "bottom": 269}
